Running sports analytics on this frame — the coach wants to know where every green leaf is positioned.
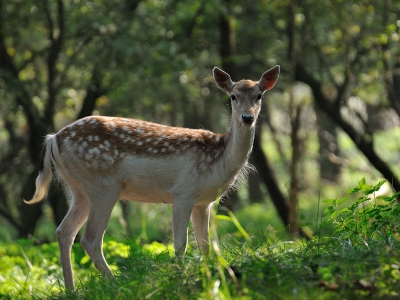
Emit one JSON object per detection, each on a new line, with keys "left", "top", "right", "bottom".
{"left": 348, "top": 187, "right": 361, "bottom": 194}
{"left": 361, "top": 184, "right": 374, "bottom": 195}
{"left": 336, "top": 196, "right": 349, "bottom": 206}
{"left": 330, "top": 210, "right": 340, "bottom": 220}
{"left": 339, "top": 207, "right": 350, "bottom": 214}
{"left": 323, "top": 206, "right": 334, "bottom": 215}
{"left": 373, "top": 180, "right": 387, "bottom": 191}
{"left": 323, "top": 199, "right": 336, "bottom": 204}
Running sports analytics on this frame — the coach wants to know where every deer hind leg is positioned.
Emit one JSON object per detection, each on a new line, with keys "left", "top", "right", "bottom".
{"left": 80, "top": 190, "right": 119, "bottom": 277}
{"left": 191, "top": 204, "right": 212, "bottom": 255}
{"left": 56, "top": 187, "right": 89, "bottom": 290}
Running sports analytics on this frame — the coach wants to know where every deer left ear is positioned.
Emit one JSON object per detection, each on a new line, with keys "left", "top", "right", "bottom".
{"left": 258, "top": 65, "right": 280, "bottom": 91}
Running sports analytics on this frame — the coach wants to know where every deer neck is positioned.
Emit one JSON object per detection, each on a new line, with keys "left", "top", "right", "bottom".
{"left": 221, "top": 117, "right": 255, "bottom": 176}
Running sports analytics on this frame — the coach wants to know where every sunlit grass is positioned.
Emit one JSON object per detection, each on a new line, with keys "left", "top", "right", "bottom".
{"left": 2, "top": 179, "right": 400, "bottom": 299}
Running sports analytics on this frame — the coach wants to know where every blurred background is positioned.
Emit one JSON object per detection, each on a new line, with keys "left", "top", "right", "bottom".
{"left": 0, "top": 0, "right": 399, "bottom": 244}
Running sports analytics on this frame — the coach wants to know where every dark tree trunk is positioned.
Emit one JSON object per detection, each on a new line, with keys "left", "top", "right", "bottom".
{"left": 252, "top": 129, "right": 289, "bottom": 227}
{"left": 315, "top": 104, "right": 341, "bottom": 183}
{"left": 248, "top": 155, "right": 264, "bottom": 204}
{"left": 218, "top": 0, "right": 239, "bottom": 212}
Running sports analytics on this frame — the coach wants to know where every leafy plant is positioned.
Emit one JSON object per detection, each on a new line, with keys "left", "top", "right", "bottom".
{"left": 322, "top": 178, "right": 400, "bottom": 243}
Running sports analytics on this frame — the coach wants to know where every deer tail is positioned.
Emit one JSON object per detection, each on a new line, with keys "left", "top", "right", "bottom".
{"left": 24, "top": 134, "right": 57, "bottom": 204}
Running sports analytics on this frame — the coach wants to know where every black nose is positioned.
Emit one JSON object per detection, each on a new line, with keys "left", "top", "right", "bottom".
{"left": 241, "top": 114, "right": 254, "bottom": 124}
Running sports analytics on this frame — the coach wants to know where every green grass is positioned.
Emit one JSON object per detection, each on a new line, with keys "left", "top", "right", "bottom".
{"left": 1, "top": 179, "right": 400, "bottom": 299}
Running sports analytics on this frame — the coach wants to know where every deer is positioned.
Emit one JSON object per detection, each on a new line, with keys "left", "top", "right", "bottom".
{"left": 24, "top": 65, "right": 280, "bottom": 290}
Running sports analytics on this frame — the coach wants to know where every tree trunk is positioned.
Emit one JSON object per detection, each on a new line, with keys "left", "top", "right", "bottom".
{"left": 252, "top": 129, "right": 289, "bottom": 227}
{"left": 218, "top": 0, "right": 239, "bottom": 211}
{"left": 315, "top": 104, "right": 341, "bottom": 183}
{"left": 248, "top": 155, "right": 264, "bottom": 204}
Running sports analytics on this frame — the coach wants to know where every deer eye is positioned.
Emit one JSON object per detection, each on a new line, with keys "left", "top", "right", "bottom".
{"left": 230, "top": 94, "right": 237, "bottom": 101}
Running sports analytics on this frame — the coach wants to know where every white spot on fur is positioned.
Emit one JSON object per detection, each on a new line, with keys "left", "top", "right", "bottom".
{"left": 102, "top": 153, "right": 114, "bottom": 163}
{"left": 137, "top": 141, "right": 143, "bottom": 146}
{"left": 94, "top": 136, "right": 99, "bottom": 141}
{"left": 120, "top": 134, "right": 126, "bottom": 139}
{"left": 88, "top": 136, "right": 93, "bottom": 142}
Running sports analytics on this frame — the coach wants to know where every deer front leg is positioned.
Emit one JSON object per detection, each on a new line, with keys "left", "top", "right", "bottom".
{"left": 191, "top": 204, "right": 212, "bottom": 255}
{"left": 172, "top": 199, "right": 195, "bottom": 256}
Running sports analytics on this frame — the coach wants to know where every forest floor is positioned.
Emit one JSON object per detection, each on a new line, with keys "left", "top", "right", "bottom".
{"left": 1, "top": 179, "right": 400, "bottom": 299}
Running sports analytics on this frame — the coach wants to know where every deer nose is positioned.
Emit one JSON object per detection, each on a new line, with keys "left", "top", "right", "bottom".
{"left": 241, "top": 114, "right": 254, "bottom": 124}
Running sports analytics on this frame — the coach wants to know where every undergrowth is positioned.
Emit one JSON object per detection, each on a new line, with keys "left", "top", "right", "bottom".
{"left": 1, "top": 178, "right": 400, "bottom": 299}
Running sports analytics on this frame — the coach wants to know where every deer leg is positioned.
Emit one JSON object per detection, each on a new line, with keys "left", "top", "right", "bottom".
{"left": 191, "top": 204, "right": 212, "bottom": 255}
{"left": 56, "top": 188, "right": 89, "bottom": 290}
{"left": 172, "top": 199, "right": 195, "bottom": 256}
{"left": 80, "top": 192, "right": 119, "bottom": 277}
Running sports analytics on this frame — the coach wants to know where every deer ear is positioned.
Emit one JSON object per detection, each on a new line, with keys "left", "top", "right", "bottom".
{"left": 258, "top": 65, "right": 280, "bottom": 91}
{"left": 213, "top": 67, "right": 234, "bottom": 92}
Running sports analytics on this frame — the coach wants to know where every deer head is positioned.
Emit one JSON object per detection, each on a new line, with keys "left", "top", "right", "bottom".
{"left": 213, "top": 65, "right": 280, "bottom": 126}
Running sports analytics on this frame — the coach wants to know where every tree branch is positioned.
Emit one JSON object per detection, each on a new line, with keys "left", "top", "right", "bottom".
{"left": 296, "top": 64, "right": 400, "bottom": 193}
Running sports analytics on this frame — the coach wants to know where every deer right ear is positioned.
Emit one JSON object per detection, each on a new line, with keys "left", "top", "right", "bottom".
{"left": 213, "top": 67, "right": 234, "bottom": 92}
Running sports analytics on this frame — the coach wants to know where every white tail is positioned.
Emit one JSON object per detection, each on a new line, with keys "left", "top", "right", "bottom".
{"left": 25, "top": 65, "right": 280, "bottom": 289}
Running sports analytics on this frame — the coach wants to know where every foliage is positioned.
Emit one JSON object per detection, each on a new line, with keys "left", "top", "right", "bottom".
{"left": 1, "top": 180, "right": 400, "bottom": 299}
{"left": 322, "top": 178, "right": 400, "bottom": 243}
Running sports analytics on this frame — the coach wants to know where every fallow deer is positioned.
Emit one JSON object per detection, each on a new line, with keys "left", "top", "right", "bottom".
{"left": 25, "top": 65, "right": 280, "bottom": 289}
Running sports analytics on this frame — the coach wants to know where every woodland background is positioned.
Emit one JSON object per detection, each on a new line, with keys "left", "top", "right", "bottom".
{"left": 0, "top": 0, "right": 400, "bottom": 242}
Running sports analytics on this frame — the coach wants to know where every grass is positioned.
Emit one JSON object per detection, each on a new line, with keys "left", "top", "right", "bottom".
{"left": 1, "top": 179, "right": 400, "bottom": 299}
